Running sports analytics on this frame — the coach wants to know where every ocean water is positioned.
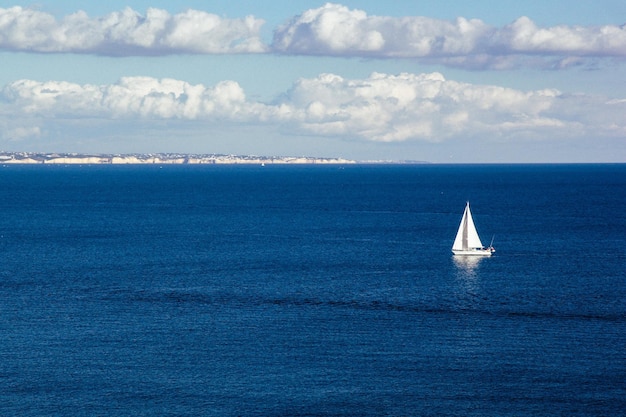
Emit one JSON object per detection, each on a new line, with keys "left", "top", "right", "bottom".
{"left": 0, "top": 164, "right": 624, "bottom": 416}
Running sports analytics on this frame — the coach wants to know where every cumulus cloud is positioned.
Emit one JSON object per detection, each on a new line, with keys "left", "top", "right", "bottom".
{"left": 273, "top": 3, "right": 626, "bottom": 68}
{"left": 1, "top": 4, "right": 624, "bottom": 67}
{"left": 273, "top": 72, "right": 576, "bottom": 141}
{"left": 1, "top": 73, "right": 624, "bottom": 143}
{"left": 273, "top": 3, "right": 490, "bottom": 57}
{"left": 0, "top": 6, "right": 266, "bottom": 55}
{"left": 2, "top": 77, "right": 259, "bottom": 119}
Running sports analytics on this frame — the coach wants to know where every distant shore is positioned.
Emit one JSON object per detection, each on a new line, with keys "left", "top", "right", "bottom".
{"left": 0, "top": 152, "right": 357, "bottom": 165}
{"left": 0, "top": 152, "right": 430, "bottom": 165}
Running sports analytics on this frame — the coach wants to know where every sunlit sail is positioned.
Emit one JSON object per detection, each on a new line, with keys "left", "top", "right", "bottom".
{"left": 452, "top": 202, "right": 495, "bottom": 256}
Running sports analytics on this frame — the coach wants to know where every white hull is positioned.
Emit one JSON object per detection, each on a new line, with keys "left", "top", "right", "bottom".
{"left": 452, "top": 248, "right": 494, "bottom": 256}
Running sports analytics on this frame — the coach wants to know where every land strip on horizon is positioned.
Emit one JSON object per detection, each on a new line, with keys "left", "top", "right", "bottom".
{"left": 0, "top": 152, "right": 357, "bottom": 165}
{"left": 0, "top": 152, "right": 429, "bottom": 165}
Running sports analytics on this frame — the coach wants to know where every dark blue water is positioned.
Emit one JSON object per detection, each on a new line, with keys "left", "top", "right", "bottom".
{"left": 0, "top": 164, "right": 624, "bottom": 416}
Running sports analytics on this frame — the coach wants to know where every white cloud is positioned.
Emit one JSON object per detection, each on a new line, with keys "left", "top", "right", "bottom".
{"left": 0, "top": 4, "right": 624, "bottom": 68}
{"left": 273, "top": 72, "right": 580, "bottom": 141}
{"left": 272, "top": 3, "right": 626, "bottom": 69}
{"left": 2, "top": 73, "right": 624, "bottom": 145}
{"left": 497, "top": 16, "right": 626, "bottom": 55}
{"left": 2, "top": 77, "right": 258, "bottom": 120}
{"left": 271, "top": 3, "right": 386, "bottom": 54}
{"left": 0, "top": 6, "right": 267, "bottom": 55}
{"left": 273, "top": 3, "right": 491, "bottom": 58}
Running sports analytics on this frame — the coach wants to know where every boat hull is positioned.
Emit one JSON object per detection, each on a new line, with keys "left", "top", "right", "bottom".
{"left": 452, "top": 248, "right": 494, "bottom": 256}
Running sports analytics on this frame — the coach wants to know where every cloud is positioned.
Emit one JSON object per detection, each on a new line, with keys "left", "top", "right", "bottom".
{"left": 497, "top": 16, "right": 626, "bottom": 55}
{"left": 272, "top": 3, "right": 490, "bottom": 58}
{"left": 2, "top": 73, "right": 624, "bottom": 144}
{"left": 272, "top": 3, "right": 626, "bottom": 69}
{"left": 2, "top": 77, "right": 257, "bottom": 119}
{"left": 0, "top": 6, "right": 266, "bottom": 55}
{"left": 273, "top": 72, "right": 574, "bottom": 141}
{"left": 1, "top": 4, "right": 624, "bottom": 68}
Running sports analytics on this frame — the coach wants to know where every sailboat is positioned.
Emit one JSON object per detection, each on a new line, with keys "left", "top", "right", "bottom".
{"left": 452, "top": 202, "right": 495, "bottom": 256}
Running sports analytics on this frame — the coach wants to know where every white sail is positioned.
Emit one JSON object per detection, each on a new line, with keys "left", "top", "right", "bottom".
{"left": 452, "top": 202, "right": 494, "bottom": 256}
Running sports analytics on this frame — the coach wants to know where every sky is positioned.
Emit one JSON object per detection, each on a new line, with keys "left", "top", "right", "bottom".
{"left": 0, "top": 1, "right": 625, "bottom": 162}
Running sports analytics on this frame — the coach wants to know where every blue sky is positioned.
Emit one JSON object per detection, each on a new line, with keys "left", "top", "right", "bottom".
{"left": 0, "top": 1, "right": 624, "bottom": 162}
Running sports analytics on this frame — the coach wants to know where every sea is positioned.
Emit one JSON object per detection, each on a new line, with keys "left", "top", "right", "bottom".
{"left": 0, "top": 163, "right": 624, "bottom": 417}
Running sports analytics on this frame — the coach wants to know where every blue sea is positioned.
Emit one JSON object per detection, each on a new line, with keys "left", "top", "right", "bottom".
{"left": 0, "top": 164, "right": 624, "bottom": 416}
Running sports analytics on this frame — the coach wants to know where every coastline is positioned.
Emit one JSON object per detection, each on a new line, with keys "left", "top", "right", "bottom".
{"left": 0, "top": 152, "right": 356, "bottom": 165}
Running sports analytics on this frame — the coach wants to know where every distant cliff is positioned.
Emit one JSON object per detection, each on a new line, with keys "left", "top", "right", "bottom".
{"left": 0, "top": 152, "right": 356, "bottom": 165}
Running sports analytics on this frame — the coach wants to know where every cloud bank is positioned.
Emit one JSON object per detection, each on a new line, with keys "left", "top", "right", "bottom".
{"left": 0, "top": 4, "right": 625, "bottom": 67}
{"left": 0, "top": 6, "right": 266, "bottom": 55}
{"left": 2, "top": 73, "right": 624, "bottom": 143}
{"left": 273, "top": 3, "right": 626, "bottom": 69}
